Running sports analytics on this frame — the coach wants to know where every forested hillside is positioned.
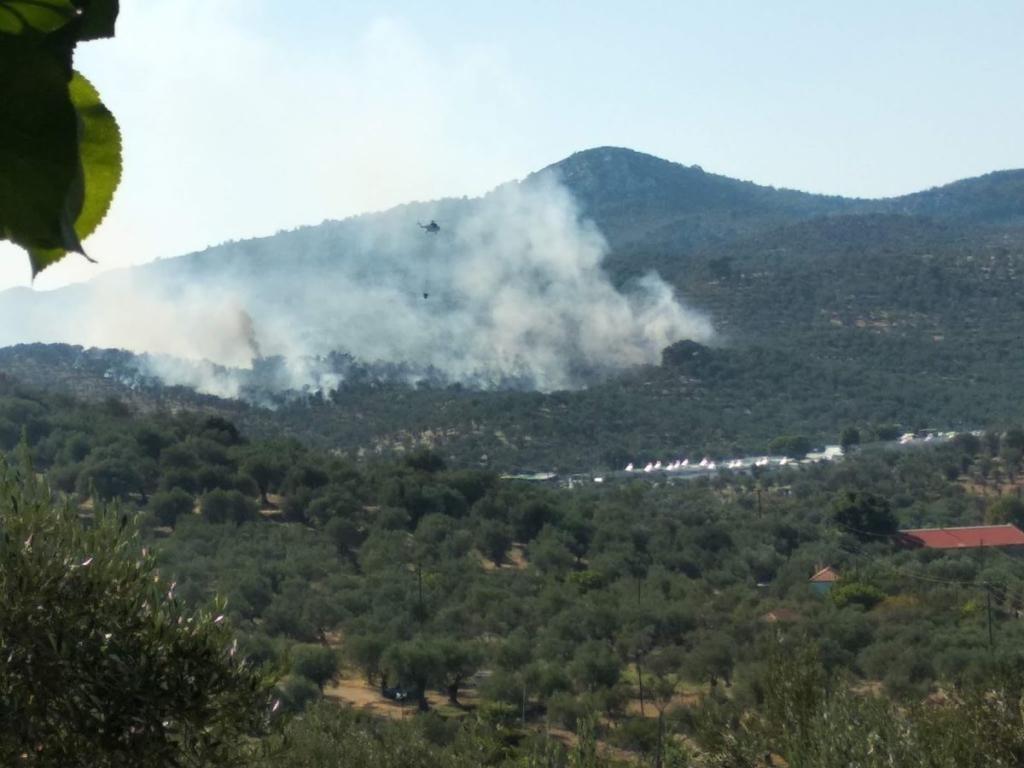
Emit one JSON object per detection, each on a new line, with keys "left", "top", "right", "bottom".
{"left": 0, "top": 338, "right": 999, "bottom": 472}
{"left": 543, "top": 148, "right": 1024, "bottom": 267}
{"left": 8, "top": 376, "right": 1024, "bottom": 765}
{"left": 2, "top": 148, "right": 1024, "bottom": 471}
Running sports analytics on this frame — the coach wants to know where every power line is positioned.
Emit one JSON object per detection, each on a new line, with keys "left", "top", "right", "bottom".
{"left": 836, "top": 539, "right": 995, "bottom": 589}
{"left": 830, "top": 517, "right": 1024, "bottom": 656}
{"left": 833, "top": 521, "right": 903, "bottom": 541}
{"left": 833, "top": 520, "right": 1024, "bottom": 589}
{"left": 836, "top": 541, "right": 1006, "bottom": 654}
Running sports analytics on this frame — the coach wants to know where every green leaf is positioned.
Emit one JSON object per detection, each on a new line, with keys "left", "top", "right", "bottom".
{"left": 71, "top": 72, "right": 121, "bottom": 241}
{"left": 0, "top": 0, "right": 77, "bottom": 35}
{"left": 0, "top": 35, "right": 81, "bottom": 261}
{"left": 29, "top": 72, "right": 122, "bottom": 274}
{"left": 15, "top": 72, "right": 122, "bottom": 277}
{"left": 71, "top": 0, "right": 116, "bottom": 41}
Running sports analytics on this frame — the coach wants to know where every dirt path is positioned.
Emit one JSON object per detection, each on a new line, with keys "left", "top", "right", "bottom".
{"left": 323, "top": 673, "right": 450, "bottom": 720}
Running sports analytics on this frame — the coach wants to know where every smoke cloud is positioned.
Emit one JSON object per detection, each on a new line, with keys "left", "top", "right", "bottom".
{"left": 0, "top": 178, "right": 713, "bottom": 398}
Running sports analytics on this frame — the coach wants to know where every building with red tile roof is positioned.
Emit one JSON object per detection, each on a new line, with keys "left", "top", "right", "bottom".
{"left": 899, "top": 524, "right": 1024, "bottom": 550}
{"left": 809, "top": 565, "right": 840, "bottom": 595}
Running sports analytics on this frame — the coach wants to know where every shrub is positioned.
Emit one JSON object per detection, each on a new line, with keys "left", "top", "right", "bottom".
{"left": 831, "top": 582, "right": 886, "bottom": 610}
{"left": 201, "top": 489, "right": 259, "bottom": 524}
{"left": 292, "top": 644, "right": 339, "bottom": 691}
{"left": 148, "top": 488, "right": 195, "bottom": 527}
{"left": 547, "top": 691, "right": 587, "bottom": 731}
{"left": 0, "top": 460, "right": 269, "bottom": 765}
{"left": 275, "top": 675, "right": 321, "bottom": 714}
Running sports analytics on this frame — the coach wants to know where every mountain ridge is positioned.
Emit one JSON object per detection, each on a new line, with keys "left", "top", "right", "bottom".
{"left": 3, "top": 146, "right": 1023, "bottom": 306}
{"left": 534, "top": 146, "right": 1024, "bottom": 255}
{"left": 2, "top": 146, "right": 1024, "bottom": 472}
{"left": 2, "top": 145, "right": 1024, "bottom": 468}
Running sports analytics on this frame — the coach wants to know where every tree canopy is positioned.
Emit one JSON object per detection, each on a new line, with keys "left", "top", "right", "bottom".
{"left": 0, "top": 455, "right": 270, "bottom": 766}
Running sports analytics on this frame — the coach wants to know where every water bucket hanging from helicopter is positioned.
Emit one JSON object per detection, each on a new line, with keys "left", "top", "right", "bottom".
{"left": 417, "top": 220, "right": 441, "bottom": 299}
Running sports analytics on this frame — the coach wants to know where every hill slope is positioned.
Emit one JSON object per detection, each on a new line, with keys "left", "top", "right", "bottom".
{"left": 3, "top": 147, "right": 1022, "bottom": 351}
{"left": 538, "top": 147, "right": 1024, "bottom": 259}
{"left": 529, "top": 147, "right": 862, "bottom": 254}
{"left": 2, "top": 147, "right": 1024, "bottom": 468}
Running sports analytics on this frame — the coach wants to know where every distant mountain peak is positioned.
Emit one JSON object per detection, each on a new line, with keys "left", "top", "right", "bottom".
{"left": 529, "top": 147, "right": 856, "bottom": 251}
{"left": 531, "top": 146, "right": 710, "bottom": 195}
{"left": 541, "top": 145, "right": 703, "bottom": 173}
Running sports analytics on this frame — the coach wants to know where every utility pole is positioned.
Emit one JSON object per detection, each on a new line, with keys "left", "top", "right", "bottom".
{"left": 637, "top": 655, "right": 645, "bottom": 717}
{"left": 417, "top": 563, "right": 423, "bottom": 611}
{"left": 986, "top": 583, "right": 995, "bottom": 653}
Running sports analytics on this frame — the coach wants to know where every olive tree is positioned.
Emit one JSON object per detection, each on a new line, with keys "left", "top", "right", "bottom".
{"left": 0, "top": 458, "right": 271, "bottom": 766}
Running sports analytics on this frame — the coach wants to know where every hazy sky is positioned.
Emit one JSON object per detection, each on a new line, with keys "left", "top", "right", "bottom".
{"left": 3, "top": 0, "right": 1022, "bottom": 291}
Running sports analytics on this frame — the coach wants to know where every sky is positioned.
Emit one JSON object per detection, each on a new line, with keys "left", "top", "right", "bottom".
{"left": 3, "top": 0, "right": 1022, "bottom": 291}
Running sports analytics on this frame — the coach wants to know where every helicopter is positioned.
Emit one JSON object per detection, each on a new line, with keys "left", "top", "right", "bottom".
{"left": 419, "top": 222, "right": 440, "bottom": 296}
{"left": 417, "top": 221, "right": 441, "bottom": 298}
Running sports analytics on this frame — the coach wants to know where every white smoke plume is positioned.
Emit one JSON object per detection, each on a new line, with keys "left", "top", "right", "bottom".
{"left": 0, "top": 178, "right": 713, "bottom": 397}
